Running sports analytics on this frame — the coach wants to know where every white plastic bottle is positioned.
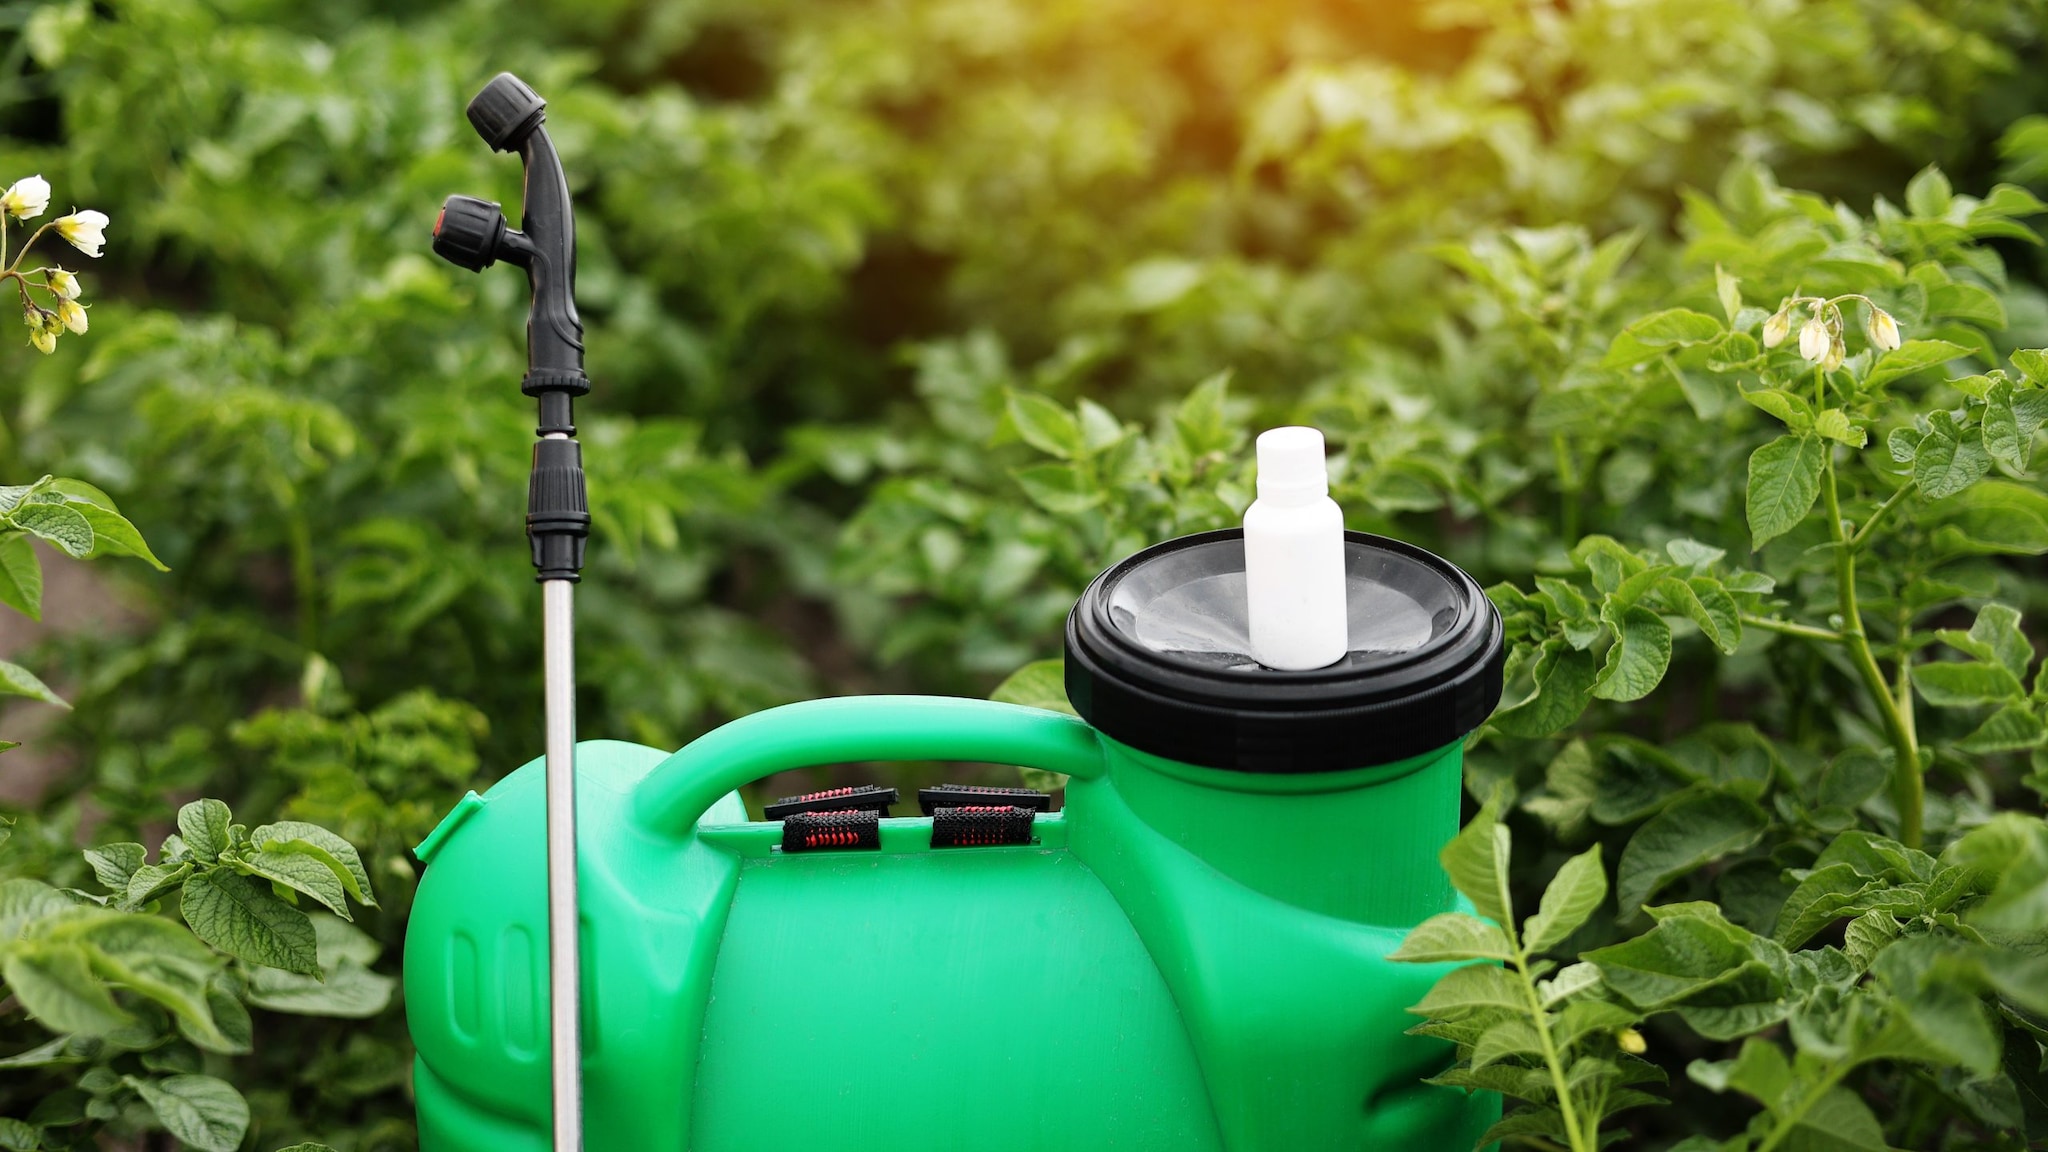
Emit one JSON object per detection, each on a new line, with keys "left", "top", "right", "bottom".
{"left": 1244, "top": 426, "right": 1348, "bottom": 670}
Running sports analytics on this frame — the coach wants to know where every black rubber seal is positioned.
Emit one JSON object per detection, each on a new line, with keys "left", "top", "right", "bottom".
{"left": 1064, "top": 529, "right": 1503, "bottom": 773}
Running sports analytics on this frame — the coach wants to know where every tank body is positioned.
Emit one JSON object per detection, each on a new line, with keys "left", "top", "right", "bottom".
{"left": 404, "top": 704, "right": 1500, "bottom": 1152}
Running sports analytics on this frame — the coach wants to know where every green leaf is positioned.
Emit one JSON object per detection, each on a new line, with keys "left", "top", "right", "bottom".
{"left": 1172, "top": 371, "right": 1234, "bottom": 456}
{"left": 1616, "top": 792, "right": 1769, "bottom": 914}
{"left": 67, "top": 503, "right": 166, "bottom": 570}
{"left": 0, "top": 1117, "right": 36, "bottom": 1150}
{"left": 124, "top": 1075, "right": 249, "bottom": 1152}
{"left": 1741, "top": 388, "right": 1814, "bottom": 431}
{"left": 1005, "top": 391, "right": 1084, "bottom": 459}
{"left": 1983, "top": 386, "right": 2029, "bottom": 471}
{"left": 1655, "top": 577, "right": 1741, "bottom": 654}
{"left": 1960, "top": 704, "right": 2047, "bottom": 753}
{"left": 989, "top": 659, "right": 1076, "bottom": 717}
{"left": 1913, "top": 660, "right": 2024, "bottom": 706}
{"left": 1440, "top": 793, "right": 1512, "bottom": 927}
{"left": 1689, "top": 1036, "right": 1792, "bottom": 1106}
{"left": 1619, "top": 308, "right": 1725, "bottom": 349}
{"left": 178, "top": 871, "right": 319, "bottom": 975}
{"left": 1583, "top": 911, "right": 1777, "bottom": 1010}
{"left": 244, "top": 958, "right": 394, "bottom": 1019}
{"left": 1773, "top": 864, "right": 1922, "bottom": 948}
{"left": 1907, "top": 165, "right": 1954, "bottom": 218}
{"left": 239, "top": 847, "right": 352, "bottom": 920}
{"left": 82, "top": 843, "right": 146, "bottom": 894}
{"left": 1524, "top": 845, "right": 1606, "bottom": 953}
{"left": 0, "top": 534, "right": 42, "bottom": 621}
{"left": 1813, "top": 409, "right": 1866, "bottom": 448}
{"left": 125, "top": 861, "right": 192, "bottom": 907}
{"left": 1916, "top": 411, "right": 1992, "bottom": 499}
{"left": 250, "top": 821, "right": 375, "bottom": 908}
{"left": 2013, "top": 347, "right": 2048, "bottom": 384}
{"left": 1866, "top": 340, "right": 1968, "bottom": 389}
{"left": 1472, "top": 1016, "right": 1547, "bottom": 1067}
{"left": 1409, "top": 963, "right": 1525, "bottom": 1019}
{"left": 1746, "top": 434, "right": 1824, "bottom": 548}
{"left": 273, "top": 1145, "right": 342, "bottom": 1152}
{"left": 1716, "top": 266, "right": 1742, "bottom": 322}
{"left": 1778, "top": 1086, "right": 1889, "bottom": 1151}
{"left": 0, "top": 660, "right": 65, "bottom": 707}
{"left": 6, "top": 503, "right": 91, "bottom": 559}
{"left": 1010, "top": 463, "right": 1102, "bottom": 515}
{"left": 1491, "top": 643, "right": 1599, "bottom": 738}
{"left": 1390, "top": 913, "right": 1513, "bottom": 963}
{"left": 2, "top": 943, "right": 133, "bottom": 1035}
{"left": 176, "top": 799, "right": 232, "bottom": 861}
{"left": 1593, "top": 606, "right": 1673, "bottom": 702}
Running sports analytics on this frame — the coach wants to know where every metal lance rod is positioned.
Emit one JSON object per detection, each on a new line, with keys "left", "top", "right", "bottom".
{"left": 432, "top": 71, "right": 592, "bottom": 1152}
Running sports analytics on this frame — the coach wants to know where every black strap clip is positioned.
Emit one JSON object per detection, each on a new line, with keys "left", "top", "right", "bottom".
{"left": 917, "top": 784, "right": 1052, "bottom": 816}
{"left": 929, "top": 806, "right": 1036, "bottom": 848}
{"left": 764, "top": 785, "right": 898, "bottom": 821}
{"left": 780, "top": 809, "right": 881, "bottom": 853}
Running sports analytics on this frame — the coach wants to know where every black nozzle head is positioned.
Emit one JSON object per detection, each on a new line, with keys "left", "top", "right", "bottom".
{"left": 433, "top": 195, "right": 505, "bottom": 272}
{"left": 466, "top": 72, "right": 547, "bottom": 153}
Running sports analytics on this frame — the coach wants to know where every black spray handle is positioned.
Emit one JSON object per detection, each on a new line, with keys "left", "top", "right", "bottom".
{"left": 432, "top": 73, "right": 590, "bottom": 581}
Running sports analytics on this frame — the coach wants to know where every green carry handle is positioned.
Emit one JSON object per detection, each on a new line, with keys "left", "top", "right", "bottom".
{"left": 630, "top": 695, "right": 1106, "bottom": 835}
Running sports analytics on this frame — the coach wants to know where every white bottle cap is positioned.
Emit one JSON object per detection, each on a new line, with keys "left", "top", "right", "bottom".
{"left": 1255, "top": 426, "right": 1330, "bottom": 503}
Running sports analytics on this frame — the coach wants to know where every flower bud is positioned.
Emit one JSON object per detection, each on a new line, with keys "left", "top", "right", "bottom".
{"left": 24, "top": 308, "right": 55, "bottom": 354}
{"left": 1822, "top": 334, "right": 1845, "bottom": 373}
{"left": 44, "top": 268, "right": 78, "bottom": 300}
{"left": 1798, "top": 315, "right": 1829, "bottom": 362}
{"left": 1866, "top": 308, "right": 1901, "bottom": 352}
{"left": 55, "top": 298, "right": 86, "bottom": 335}
{"left": 53, "top": 209, "right": 108, "bottom": 258}
{"left": 1617, "top": 1028, "right": 1647, "bottom": 1055}
{"left": 0, "top": 175, "right": 50, "bottom": 220}
{"left": 1762, "top": 309, "right": 1791, "bottom": 348}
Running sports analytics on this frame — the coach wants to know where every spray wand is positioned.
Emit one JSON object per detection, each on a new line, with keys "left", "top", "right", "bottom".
{"left": 430, "top": 72, "right": 590, "bottom": 1152}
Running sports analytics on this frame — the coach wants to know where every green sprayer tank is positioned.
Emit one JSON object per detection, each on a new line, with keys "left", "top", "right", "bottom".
{"left": 405, "top": 528, "right": 1506, "bottom": 1150}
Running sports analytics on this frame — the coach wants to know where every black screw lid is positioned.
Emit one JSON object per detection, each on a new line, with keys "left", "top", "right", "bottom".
{"left": 432, "top": 195, "right": 504, "bottom": 272}
{"left": 466, "top": 72, "right": 547, "bottom": 153}
{"left": 1063, "top": 529, "right": 1503, "bottom": 773}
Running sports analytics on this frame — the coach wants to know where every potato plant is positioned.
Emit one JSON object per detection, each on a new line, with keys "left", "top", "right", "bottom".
{"left": 2, "top": 0, "right": 2048, "bottom": 1149}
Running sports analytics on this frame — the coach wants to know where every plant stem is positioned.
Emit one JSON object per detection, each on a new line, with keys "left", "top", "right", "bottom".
{"left": 1505, "top": 906, "right": 1593, "bottom": 1152}
{"left": 1742, "top": 614, "right": 1844, "bottom": 642}
{"left": 1752, "top": 1064, "right": 1851, "bottom": 1152}
{"left": 1553, "top": 433, "right": 1579, "bottom": 543}
{"left": 1847, "top": 483, "right": 1910, "bottom": 550}
{"left": 1822, "top": 447, "right": 1923, "bottom": 847}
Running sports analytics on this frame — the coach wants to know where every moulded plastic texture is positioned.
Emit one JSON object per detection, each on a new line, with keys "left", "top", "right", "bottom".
{"left": 404, "top": 696, "right": 1501, "bottom": 1150}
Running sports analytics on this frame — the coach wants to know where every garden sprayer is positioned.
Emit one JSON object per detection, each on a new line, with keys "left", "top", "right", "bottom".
{"left": 412, "top": 73, "right": 1508, "bottom": 1152}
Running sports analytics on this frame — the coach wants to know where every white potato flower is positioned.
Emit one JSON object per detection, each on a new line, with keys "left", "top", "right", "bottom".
{"left": 1, "top": 175, "right": 50, "bottom": 220}
{"left": 1762, "top": 309, "right": 1791, "bottom": 348}
{"left": 1866, "top": 308, "right": 1901, "bottom": 352}
{"left": 55, "top": 298, "right": 86, "bottom": 335}
{"left": 1798, "top": 315, "right": 1830, "bottom": 363}
{"left": 54, "top": 209, "right": 108, "bottom": 258}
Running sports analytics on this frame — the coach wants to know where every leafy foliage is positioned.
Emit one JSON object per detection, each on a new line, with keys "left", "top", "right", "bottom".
{"left": 0, "top": 0, "right": 2046, "bottom": 1148}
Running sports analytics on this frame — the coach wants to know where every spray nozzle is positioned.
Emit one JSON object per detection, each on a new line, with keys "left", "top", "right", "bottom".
{"left": 431, "top": 72, "right": 587, "bottom": 408}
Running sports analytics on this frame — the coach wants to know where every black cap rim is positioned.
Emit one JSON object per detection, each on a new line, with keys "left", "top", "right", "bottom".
{"left": 1064, "top": 529, "right": 1504, "bottom": 773}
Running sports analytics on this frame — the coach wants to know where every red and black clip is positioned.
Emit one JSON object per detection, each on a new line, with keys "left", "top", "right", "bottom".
{"left": 764, "top": 785, "right": 898, "bottom": 821}
{"left": 929, "top": 806, "right": 1037, "bottom": 848}
{"left": 916, "top": 784, "right": 1052, "bottom": 816}
{"left": 780, "top": 809, "right": 881, "bottom": 853}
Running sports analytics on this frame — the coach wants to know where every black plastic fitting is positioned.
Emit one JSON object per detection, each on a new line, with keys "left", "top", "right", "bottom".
{"left": 432, "top": 195, "right": 506, "bottom": 271}
{"left": 526, "top": 438, "right": 590, "bottom": 582}
{"left": 433, "top": 71, "right": 593, "bottom": 582}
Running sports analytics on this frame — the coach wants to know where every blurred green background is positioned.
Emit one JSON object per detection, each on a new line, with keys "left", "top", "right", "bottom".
{"left": 1, "top": 0, "right": 2046, "bottom": 1147}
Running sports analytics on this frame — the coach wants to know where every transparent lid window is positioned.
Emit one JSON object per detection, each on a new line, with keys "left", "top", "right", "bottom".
{"left": 1105, "top": 537, "right": 1461, "bottom": 673}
